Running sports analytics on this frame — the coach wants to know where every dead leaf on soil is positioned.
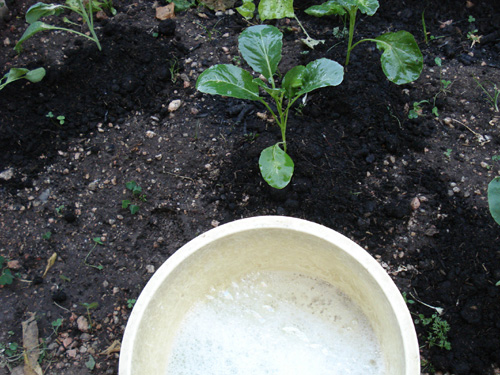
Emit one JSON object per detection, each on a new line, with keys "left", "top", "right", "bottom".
{"left": 156, "top": 3, "right": 175, "bottom": 20}
{"left": 99, "top": 340, "right": 121, "bottom": 356}
{"left": 22, "top": 313, "right": 43, "bottom": 375}
{"left": 42, "top": 252, "right": 57, "bottom": 278}
{"left": 201, "top": 0, "right": 236, "bottom": 11}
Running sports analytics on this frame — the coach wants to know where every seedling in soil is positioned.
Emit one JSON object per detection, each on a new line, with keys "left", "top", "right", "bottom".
{"left": 127, "top": 299, "right": 136, "bottom": 309}
{"left": 15, "top": 0, "right": 104, "bottom": 53}
{"left": 415, "top": 313, "right": 452, "bottom": 350}
{"left": 42, "top": 231, "right": 52, "bottom": 240}
{"left": 473, "top": 77, "right": 499, "bottom": 112}
{"left": 84, "top": 237, "right": 104, "bottom": 270}
{"left": 408, "top": 100, "right": 428, "bottom": 119}
{"left": 122, "top": 181, "right": 146, "bottom": 214}
{"left": 305, "top": 0, "right": 423, "bottom": 84}
{"left": 443, "top": 149, "right": 452, "bottom": 159}
{"left": 168, "top": 58, "right": 180, "bottom": 84}
{"left": 81, "top": 302, "right": 99, "bottom": 330}
{"left": 46, "top": 112, "right": 66, "bottom": 125}
{"left": 0, "top": 256, "right": 14, "bottom": 286}
{"left": 0, "top": 67, "right": 46, "bottom": 90}
{"left": 196, "top": 25, "right": 344, "bottom": 188}
{"left": 55, "top": 205, "right": 65, "bottom": 216}
{"left": 51, "top": 318, "right": 63, "bottom": 336}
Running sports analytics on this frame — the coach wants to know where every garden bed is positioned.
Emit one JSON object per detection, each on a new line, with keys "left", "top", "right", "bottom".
{"left": 1, "top": 0, "right": 500, "bottom": 374}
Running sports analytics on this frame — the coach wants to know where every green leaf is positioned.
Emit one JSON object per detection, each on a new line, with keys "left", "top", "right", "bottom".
{"left": 0, "top": 256, "right": 5, "bottom": 268}
{"left": 488, "top": 177, "right": 500, "bottom": 226}
{"left": 238, "top": 25, "right": 282, "bottom": 81}
{"left": 297, "top": 58, "right": 344, "bottom": 96}
{"left": 282, "top": 65, "right": 305, "bottom": 98}
{"left": 258, "top": 0, "right": 294, "bottom": 21}
{"left": 3, "top": 68, "right": 29, "bottom": 86}
{"left": 168, "top": 0, "right": 195, "bottom": 12}
{"left": 337, "top": 0, "right": 379, "bottom": 15}
{"left": 93, "top": 237, "right": 104, "bottom": 245}
{"left": 236, "top": 0, "right": 255, "bottom": 20}
{"left": 25, "top": 67, "right": 46, "bottom": 83}
{"left": 305, "top": 1, "right": 346, "bottom": 17}
{"left": 259, "top": 144, "right": 294, "bottom": 189}
{"left": 129, "top": 205, "right": 139, "bottom": 215}
{"left": 15, "top": 21, "right": 59, "bottom": 53}
{"left": 0, "top": 269, "right": 14, "bottom": 285}
{"left": 25, "top": 2, "right": 65, "bottom": 24}
{"left": 122, "top": 200, "right": 131, "bottom": 209}
{"left": 196, "top": 64, "right": 260, "bottom": 101}
{"left": 375, "top": 31, "right": 423, "bottom": 85}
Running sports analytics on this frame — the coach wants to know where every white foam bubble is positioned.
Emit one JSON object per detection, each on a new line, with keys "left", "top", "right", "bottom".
{"left": 166, "top": 271, "right": 384, "bottom": 375}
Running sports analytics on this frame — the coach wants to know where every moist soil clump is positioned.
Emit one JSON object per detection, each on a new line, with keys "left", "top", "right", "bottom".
{"left": 1, "top": 0, "right": 500, "bottom": 374}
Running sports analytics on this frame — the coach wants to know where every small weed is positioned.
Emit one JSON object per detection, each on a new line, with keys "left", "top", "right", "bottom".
{"left": 232, "top": 55, "right": 242, "bottom": 66}
{"left": 85, "top": 354, "right": 96, "bottom": 370}
{"left": 42, "top": 231, "right": 52, "bottom": 240}
{"left": 415, "top": 313, "right": 452, "bottom": 350}
{"left": 0, "top": 256, "right": 14, "bottom": 285}
{"left": 122, "top": 181, "right": 146, "bottom": 215}
{"left": 51, "top": 318, "right": 63, "bottom": 336}
{"left": 402, "top": 292, "right": 415, "bottom": 305}
{"left": 84, "top": 237, "right": 104, "bottom": 270}
{"left": 444, "top": 149, "right": 452, "bottom": 159}
{"left": 168, "top": 57, "right": 180, "bottom": 84}
{"left": 195, "top": 19, "right": 222, "bottom": 41}
{"left": 0, "top": 341, "right": 20, "bottom": 357}
{"left": 127, "top": 299, "right": 136, "bottom": 309}
{"left": 473, "top": 77, "right": 499, "bottom": 112}
{"left": 81, "top": 302, "right": 99, "bottom": 331}
{"left": 46, "top": 112, "right": 66, "bottom": 125}
{"left": 408, "top": 100, "right": 428, "bottom": 119}
{"left": 55, "top": 205, "right": 65, "bottom": 216}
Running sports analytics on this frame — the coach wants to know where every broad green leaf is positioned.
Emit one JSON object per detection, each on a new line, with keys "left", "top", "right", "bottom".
{"left": 253, "top": 78, "right": 284, "bottom": 99}
{"left": 297, "top": 58, "right": 344, "bottom": 96}
{"left": 4, "top": 68, "right": 29, "bottom": 85}
{"left": 375, "top": 31, "right": 423, "bottom": 85}
{"left": 282, "top": 65, "right": 305, "bottom": 98}
{"left": 337, "top": 0, "right": 379, "bottom": 15}
{"left": 258, "top": 0, "right": 294, "bottom": 21}
{"left": 26, "top": 2, "right": 65, "bottom": 24}
{"left": 305, "top": 1, "right": 346, "bottom": 17}
{"left": 15, "top": 21, "right": 59, "bottom": 53}
{"left": 236, "top": 0, "right": 255, "bottom": 20}
{"left": 129, "top": 205, "right": 139, "bottom": 215}
{"left": 196, "top": 64, "right": 260, "bottom": 100}
{"left": 0, "top": 269, "right": 13, "bottom": 285}
{"left": 239, "top": 25, "right": 282, "bottom": 81}
{"left": 488, "top": 177, "right": 500, "bottom": 226}
{"left": 25, "top": 67, "right": 46, "bottom": 83}
{"left": 259, "top": 144, "right": 294, "bottom": 189}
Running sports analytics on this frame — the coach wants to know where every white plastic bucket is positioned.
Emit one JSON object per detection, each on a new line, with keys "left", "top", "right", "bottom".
{"left": 119, "top": 216, "right": 420, "bottom": 374}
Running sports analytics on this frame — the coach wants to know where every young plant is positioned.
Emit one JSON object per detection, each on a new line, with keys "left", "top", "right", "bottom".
{"left": 196, "top": 25, "right": 344, "bottom": 188}
{"left": 0, "top": 256, "right": 14, "bottom": 286}
{"left": 122, "top": 181, "right": 146, "bottom": 214}
{"left": 15, "top": 0, "right": 103, "bottom": 53}
{"left": 473, "top": 78, "right": 499, "bottom": 112}
{"left": 0, "top": 67, "right": 46, "bottom": 91}
{"left": 46, "top": 112, "right": 66, "bottom": 125}
{"left": 126, "top": 299, "right": 136, "bottom": 309}
{"left": 81, "top": 302, "right": 99, "bottom": 330}
{"left": 84, "top": 237, "right": 104, "bottom": 270}
{"left": 415, "top": 313, "right": 451, "bottom": 350}
{"left": 305, "top": 0, "right": 423, "bottom": 85}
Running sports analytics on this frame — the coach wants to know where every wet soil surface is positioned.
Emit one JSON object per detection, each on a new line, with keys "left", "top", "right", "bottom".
{"left": 1, "top": 0, "right": 500, "bottom": 374}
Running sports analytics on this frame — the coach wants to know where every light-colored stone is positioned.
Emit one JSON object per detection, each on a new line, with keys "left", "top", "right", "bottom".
{"left": 168, "top": 99, "right": 182, "bottom": 112}
{"left": 77, "top": 316, "right": 89, "bottom": 332}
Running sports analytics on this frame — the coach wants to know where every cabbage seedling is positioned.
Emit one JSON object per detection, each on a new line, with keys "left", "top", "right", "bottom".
{"left": 305, "top": 0, "right": 423, "bottom": 85}
{"left": 15, "top": 0, "right": 103, "bottom": 53}
{"left": 0, "top": 67, "right": 46, "bottom": 90}
{"left": 196, "top": 25, "right": 344, "bottom": 189}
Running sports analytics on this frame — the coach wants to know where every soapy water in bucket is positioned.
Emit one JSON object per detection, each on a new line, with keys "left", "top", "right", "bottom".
{"left": 166, "top": 271, "right": 384, "bottom": 375}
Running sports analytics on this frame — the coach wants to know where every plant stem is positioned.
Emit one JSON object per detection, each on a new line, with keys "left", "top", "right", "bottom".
{"left": 345, "top": 7, "right": 357, "bottom": 65}
{"left": 294, "top": 16, "right": 313, "bottom": 42}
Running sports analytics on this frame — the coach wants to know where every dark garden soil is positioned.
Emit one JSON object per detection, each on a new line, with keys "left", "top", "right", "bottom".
{"left": 1, "top": 0, "right": 500, "bottom": 373}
